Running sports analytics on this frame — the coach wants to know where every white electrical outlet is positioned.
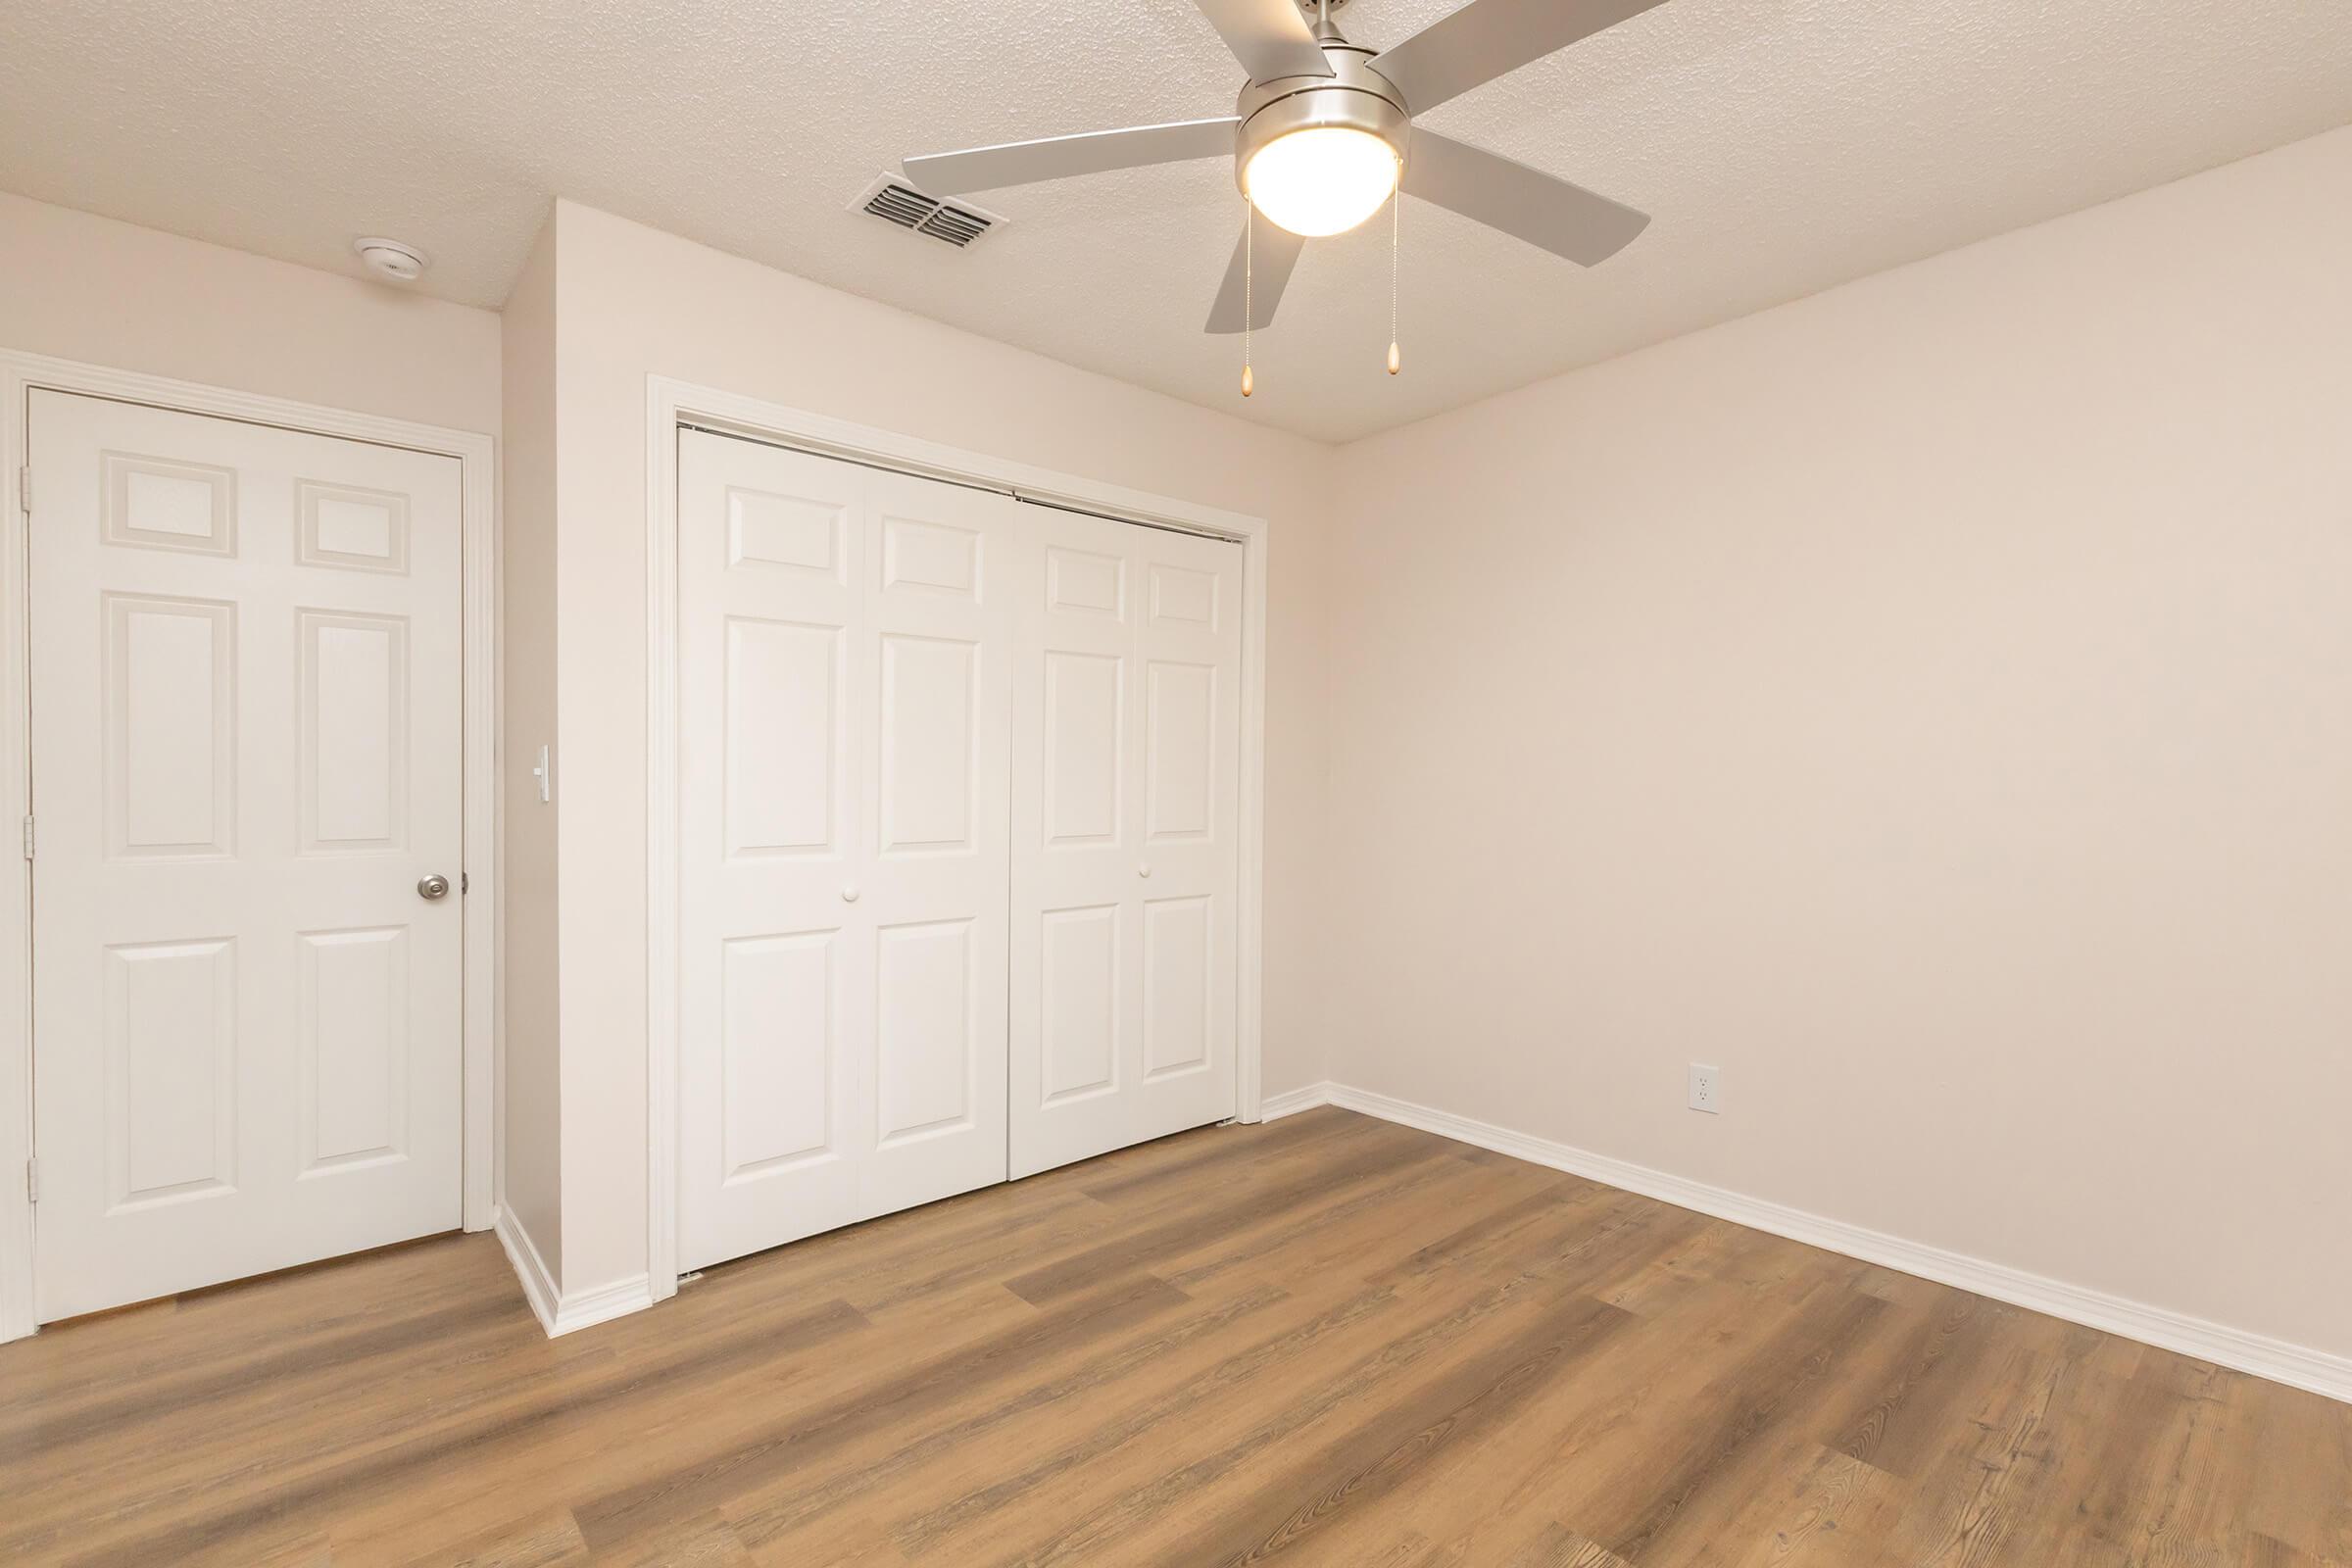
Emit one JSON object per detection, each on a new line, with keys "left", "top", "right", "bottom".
{"left": 1688, "top": 1063, "right": 1722, "bottom": 1114}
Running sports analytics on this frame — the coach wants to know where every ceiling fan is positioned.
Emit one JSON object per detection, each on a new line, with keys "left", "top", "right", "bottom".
{"left": 904, "top": 0, "right": 1667, "bottom": 351}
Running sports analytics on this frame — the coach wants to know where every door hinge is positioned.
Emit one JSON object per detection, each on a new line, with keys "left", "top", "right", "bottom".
{"left": 24, "top": 1159, "right": 34, "bottom": 1204}
{"left": 16, "top": 466, "right": 27, "bottom": 514}
{"left": 19, "top": 816, "right": 30, "bottom": 860}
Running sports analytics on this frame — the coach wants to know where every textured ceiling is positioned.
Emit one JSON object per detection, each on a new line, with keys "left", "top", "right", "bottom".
{"left": 4, "top": 0, "right": 2350, "bottom": 442}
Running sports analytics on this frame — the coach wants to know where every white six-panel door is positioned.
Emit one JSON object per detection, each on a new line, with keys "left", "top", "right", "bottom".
{"left": 28, "top": 390, "right": 466, "bottom": 1322}
{"left": 1007, "top": 511, "right": 1243, "bottom": 1177}
{"left": 675, "top": 431, "right": 1015, "bottom": 1272}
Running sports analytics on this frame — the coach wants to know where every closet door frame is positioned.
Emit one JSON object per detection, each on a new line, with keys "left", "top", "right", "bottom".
{"left": 643, "top": 376, "right": 1270, "bottom": 1306}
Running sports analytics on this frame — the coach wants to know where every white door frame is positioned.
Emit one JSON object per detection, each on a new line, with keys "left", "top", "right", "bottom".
{"left": 0, "top": 349, "right": 500, "bottom": 1344}
{"left": 644, "top": 375, "right": 1270, "bottom": 1304}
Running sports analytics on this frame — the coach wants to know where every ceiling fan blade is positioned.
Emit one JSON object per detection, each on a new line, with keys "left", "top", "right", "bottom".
{"left": 1204, "top": 210, "right": 1306, "bottom": 333}
{"left": 1191, "top": 0, "right": 1335, "bottom": 83}
{"left": 1402, "top": 129, "right": 1647, "bottom": 266}
{"left": 1371, "top": 0, "right": 1667, "bottom": 113}
{"left": 905, "top": 117, "right": 1240, "bottom": 196}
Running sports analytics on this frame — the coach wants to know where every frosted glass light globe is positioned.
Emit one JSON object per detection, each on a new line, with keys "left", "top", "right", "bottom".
{"left": 1244, "top": 127, "right": 1399, "bottom": 238}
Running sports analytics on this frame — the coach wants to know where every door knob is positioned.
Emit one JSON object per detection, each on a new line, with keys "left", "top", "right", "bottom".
{"left": 417, "top": 873, "right": 451, "bottom": 901}
{"left": 842, "top": 885, "right": 860, "bottom": 904}
{"left": 1138, "top": 863, "right": 1152, "bottom": 879}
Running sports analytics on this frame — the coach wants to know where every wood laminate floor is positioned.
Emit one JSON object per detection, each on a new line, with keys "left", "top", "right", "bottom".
{"left": 3, "top": 1107, "right": 2346, "bottom": 1566}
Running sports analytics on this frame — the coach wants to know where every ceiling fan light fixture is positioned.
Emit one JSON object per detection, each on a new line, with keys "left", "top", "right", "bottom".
{"left": 1243, "top": 126, "right": 1398, "bottom": 237}
{"left": 902, "top": 0, "right": 1666, "bottom": 349}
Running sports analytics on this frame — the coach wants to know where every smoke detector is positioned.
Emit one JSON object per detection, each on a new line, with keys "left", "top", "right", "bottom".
{"left": 354, "top": 236, "right": 429, "bottom": 283}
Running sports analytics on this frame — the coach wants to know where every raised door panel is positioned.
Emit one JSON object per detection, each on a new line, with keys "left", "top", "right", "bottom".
{"left": 1144, "top": 660, "right": 1216, "bottom": 843}
{"left": 104, "top": 453, "right": 237, "bottom": 557}
{"left": 1142, "top": 897, "right": 1212, "bottom": 1080}
{"left": 724, "top": 617, "right": 844, "bottom": 858}
{"left": 1046, "top": 546, "right": 1124, "bottom": 620}
{"left": 297, "top": 927, "right": 409, "bottom": 1173}
{"left": 720, "top": 931, "right": 837, "bottom": 1181}
{"left": 1044, "top": 652, "right": 1122, "bottom": 847}
{"left": 881, "top": 515, "right": 981, "bottom": 599}
{"left": 104, "top": 937, "right": 238, "bottom": 1209}
{"left": 1040, "top": 905, "right": 1119, "bottom": 1103}
{"left": 298, "top": 481, "right": 410, "bottom": 574}
{"left": 105, "top": 594, "right": 236, "bottom": 860}
{"left": 875, "top": 918, "right": 976, "bottom": 1145}
{"left": 878, "top": 634, "right": 977, "bottom": 856}
{"left": 299, "top": 611, "right": 409, "bottom": 855}
{"left": 728, "top": 485, "right": 847, "bottom": 578}
{"left": 1147, "top": 563, "right": 1218, "bottom": 629}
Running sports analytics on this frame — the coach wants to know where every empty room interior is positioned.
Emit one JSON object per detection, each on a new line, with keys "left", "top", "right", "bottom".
{"left": 3, "top": 0, "right": 2350, "bottom": 1561}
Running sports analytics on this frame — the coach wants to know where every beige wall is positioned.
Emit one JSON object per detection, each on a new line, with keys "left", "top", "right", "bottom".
{"left": 541, "top": 201, "right": 1338, "bottom": 1294}
{"left": 497, "top": 217, "right": 563, "bottom": 1272}
{"left": 0, "top": 191, "right": 500, "bottom": 433}
{"left": 1327, "top": 125, "right": 2352, "bottom": 1358}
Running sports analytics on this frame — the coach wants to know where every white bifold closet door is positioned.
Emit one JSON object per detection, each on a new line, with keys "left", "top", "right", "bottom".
{"left": 676, "top": 431, "right": 1016, "bottom": 1273}
{"left": 675, "top": 428, "right": 1243, "bottom": 1270}
{"left": 1007, "top": 508, "right": 1243, "bottom": 1177}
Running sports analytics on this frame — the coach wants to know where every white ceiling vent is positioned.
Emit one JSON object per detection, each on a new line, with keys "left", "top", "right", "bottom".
{"left": 852, "top": 172, "right": 1004, "bottom": 249}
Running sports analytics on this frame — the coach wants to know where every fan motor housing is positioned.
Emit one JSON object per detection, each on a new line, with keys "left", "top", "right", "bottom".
{"left": 1232, "top": 38, "right": 1410, "bottom": 195}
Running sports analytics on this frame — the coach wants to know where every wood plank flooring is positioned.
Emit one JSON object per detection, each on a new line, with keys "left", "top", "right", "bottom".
{"left": 2, "top": 1106, "right": 2346, "bottom": 1566}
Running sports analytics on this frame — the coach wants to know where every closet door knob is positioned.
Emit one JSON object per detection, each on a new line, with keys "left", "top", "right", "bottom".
{"left": 842, "top": 885, "right": 860, "bottom": 904}
{"left": 1138, "top": 863, "right": 1152, "bottom": 879}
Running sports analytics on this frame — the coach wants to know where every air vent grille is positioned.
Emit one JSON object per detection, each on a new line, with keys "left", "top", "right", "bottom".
{"left": 853, "top": 174, "right": 1004, "bottom": 249}
{"left": 918, "top": 202, "right": 992, "bottom": 247}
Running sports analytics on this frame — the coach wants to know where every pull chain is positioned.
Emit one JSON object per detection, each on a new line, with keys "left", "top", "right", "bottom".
{"left": 1387, "top": 177, "right": 1401, "bottom": 376}
{"left": 1241, "top": 198, "right": 1255, "bottom": 398}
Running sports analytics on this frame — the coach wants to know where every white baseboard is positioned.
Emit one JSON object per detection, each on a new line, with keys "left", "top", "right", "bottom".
{"left": 1316, "top": 1082, "right": 2352, "bottom": 1406}
{"left": 550, "top": 1271, "right": 656, "bottom": 1337}
{"left": 493, "top": 1208, "right": 655, "bottom": 1339}
{"left": 1258, "top": 1080, "right": 1336, "bottom": 1121}
{"left": 489, "top": 1212, "right": 557, "bottom": 1335}
{"left": 492, "top": 1208, "right": 560, "bottom": 1332}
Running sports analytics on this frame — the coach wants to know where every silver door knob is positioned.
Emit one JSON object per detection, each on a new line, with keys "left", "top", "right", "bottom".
{"left": 842, "top": 885, "right": 860, "bottom": 904}
{"left": 417, "top": 874, "right": 451, "bottom": 901}
{"left": 1138, "top": 863, "right": 1152, "bottom": 879}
